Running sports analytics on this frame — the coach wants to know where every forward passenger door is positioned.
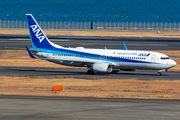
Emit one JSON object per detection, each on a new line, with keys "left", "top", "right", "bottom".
{"left": 151, "top": 55, "right": 156, "bottom": 64}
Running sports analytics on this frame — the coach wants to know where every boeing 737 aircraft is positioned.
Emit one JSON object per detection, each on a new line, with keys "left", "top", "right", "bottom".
{"left": 26, "top": 14, "right": 176, "bottom": 76}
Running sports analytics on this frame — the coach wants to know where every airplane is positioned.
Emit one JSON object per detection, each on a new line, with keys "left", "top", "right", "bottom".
{"left": 25, "top": 14, "right": 176, "bottom": 76}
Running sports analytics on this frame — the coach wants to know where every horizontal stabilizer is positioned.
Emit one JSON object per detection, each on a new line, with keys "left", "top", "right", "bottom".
{"left": 25, "top": 46, "right": 36, "bottom": 58}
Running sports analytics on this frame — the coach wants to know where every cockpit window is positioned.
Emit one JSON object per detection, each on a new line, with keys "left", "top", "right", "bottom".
{"left": 160, "top": 57, "right": 170, "bottom": 60}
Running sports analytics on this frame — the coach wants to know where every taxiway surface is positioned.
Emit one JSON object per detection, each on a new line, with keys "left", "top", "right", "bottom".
{"left": 1, "top": 67, "right": 180, "bottom": 80}
{"left": 0, "top": 95, "right": 180, "bottom": 120}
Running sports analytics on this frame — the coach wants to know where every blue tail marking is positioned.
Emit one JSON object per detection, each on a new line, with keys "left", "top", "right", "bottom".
{"left": 26, "top": 14, "right": 53, "bottom": 49}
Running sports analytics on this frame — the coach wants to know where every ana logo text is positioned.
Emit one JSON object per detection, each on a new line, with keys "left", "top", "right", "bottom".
{"left": 138, "top": 53, "right": 150, "bottom": 57}
{"left": 30, "top": 25, "right": 45, "bottom": 43}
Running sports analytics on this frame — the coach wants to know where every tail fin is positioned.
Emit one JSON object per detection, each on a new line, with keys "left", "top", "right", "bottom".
{"left": 26, "top": 14, "right": 55, "bottom": 49}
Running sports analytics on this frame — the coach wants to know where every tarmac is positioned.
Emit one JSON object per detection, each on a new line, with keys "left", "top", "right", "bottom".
{"left": 1, "top": 67, "right": 180, "bottom": 80}
{"left": 0, "top": 95, "right": 180, "bottom": 120}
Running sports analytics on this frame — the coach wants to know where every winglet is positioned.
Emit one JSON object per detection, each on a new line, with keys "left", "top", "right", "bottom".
{"left": 122, "top": 41, "right": 128, "bottom": 50}
{"left": 25, "top": 46, "right": 36, "bottom": 58}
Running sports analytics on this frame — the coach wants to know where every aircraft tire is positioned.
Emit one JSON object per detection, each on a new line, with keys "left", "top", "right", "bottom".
{"left": 87, "top": 70, "right": 94, "bottom": 75}
{"left": 157, "top": 72, "right": 162, "bottom": 76}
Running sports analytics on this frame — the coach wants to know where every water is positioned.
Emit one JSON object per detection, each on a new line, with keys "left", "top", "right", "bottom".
{"left": 1, "top": 0, "right": 180, "bottom": 22}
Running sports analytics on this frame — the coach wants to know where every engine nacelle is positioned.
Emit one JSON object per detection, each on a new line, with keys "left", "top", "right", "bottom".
{"left": 93, "top": 63, "right": 113, "bottom": 73}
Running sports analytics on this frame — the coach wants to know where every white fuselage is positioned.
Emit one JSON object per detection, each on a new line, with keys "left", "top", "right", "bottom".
{"left": 33, "top": 47, "right": 176, "bottom": 71}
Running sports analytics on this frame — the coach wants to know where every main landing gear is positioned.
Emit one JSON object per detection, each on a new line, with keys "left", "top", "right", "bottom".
{"left": 157, "top": 72, "right": 162, "bottom": 76}
{"left": 87, "top": 69, "right": 94, "bottom": 75}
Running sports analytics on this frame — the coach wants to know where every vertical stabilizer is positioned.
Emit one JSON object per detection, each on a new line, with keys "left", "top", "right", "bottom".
{"left": 26, "top": 14, "right": 54, "bottom": 49}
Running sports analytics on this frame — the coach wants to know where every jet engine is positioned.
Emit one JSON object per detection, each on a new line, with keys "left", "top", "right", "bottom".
{"left": 92, "top": 63, "right": 113, "bottom": 73}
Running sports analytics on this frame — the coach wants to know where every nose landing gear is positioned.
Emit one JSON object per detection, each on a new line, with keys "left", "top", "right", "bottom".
{"left": 157, "top": 69, "right": 167, "bottom": 76}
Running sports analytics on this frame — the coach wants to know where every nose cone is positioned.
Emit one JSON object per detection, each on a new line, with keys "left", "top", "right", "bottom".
{"left": 169, "top": 60, "right": 177, "bottom": 68}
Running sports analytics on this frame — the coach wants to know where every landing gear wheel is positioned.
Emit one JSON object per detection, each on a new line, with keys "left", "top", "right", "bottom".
{"left": 111, "top": 70, "right": 119, "bottom": 74}
{"left": 157, "top": 72, "right": 162, "bottom": 76}
{"left": 87, "top": 70, "right": 94, "bottom": 75}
